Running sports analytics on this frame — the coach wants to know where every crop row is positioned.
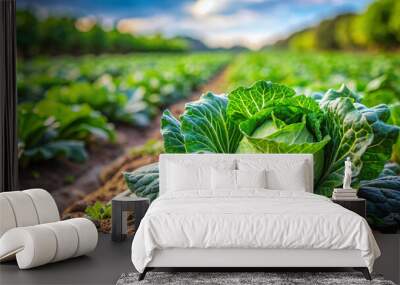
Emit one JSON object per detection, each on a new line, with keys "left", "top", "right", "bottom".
{"left": 226, "top": 51, "right": 400, "bottom": 104}
{"left": 17, "top": 53, "right": 231, "bottom": 165}
{"left": 225, "top": 51, "right": 400, "bottom": 162}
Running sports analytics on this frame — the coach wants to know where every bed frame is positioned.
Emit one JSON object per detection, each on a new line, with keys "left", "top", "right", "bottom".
{"left": 138, "top": 154, "right": 372, "bottom": 281}
{"left": 139, "top": 249, "right": 371, "bottom": 280}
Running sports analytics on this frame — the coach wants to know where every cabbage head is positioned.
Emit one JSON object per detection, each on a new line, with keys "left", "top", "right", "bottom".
{"left": 159, "top": 81, "right": 399, "bottom": 197}
{"left": 228, "top": 81, "right": 330, "bottom": 181}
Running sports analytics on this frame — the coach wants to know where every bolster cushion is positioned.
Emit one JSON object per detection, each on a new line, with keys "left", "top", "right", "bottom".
{"left": 0, "top": 189, "right": 60, "bottom": 237}
{"left": 0, "top": 218, "right": 98, "bottom": 269}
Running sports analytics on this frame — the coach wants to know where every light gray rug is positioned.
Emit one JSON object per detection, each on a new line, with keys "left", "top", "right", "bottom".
{"left": 116, "top": 272, "right": 395, "bottom": 285}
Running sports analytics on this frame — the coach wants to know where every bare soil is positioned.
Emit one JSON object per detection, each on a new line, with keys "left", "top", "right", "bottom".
{"left": 20, "top": 67, "right": 229, "bottom": 213}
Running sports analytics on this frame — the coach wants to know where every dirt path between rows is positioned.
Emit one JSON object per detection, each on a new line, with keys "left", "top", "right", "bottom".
{"left": 20, "top": 66, "right": 229, "bottom": 212}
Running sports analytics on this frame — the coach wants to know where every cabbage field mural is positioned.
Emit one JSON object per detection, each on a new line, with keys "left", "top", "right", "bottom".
{"left": 17, "top": 0, "right": 400, "bottom": 233}
{"left": 18, "top": 53, "right": 231, "bottom": 164}
{"left": 125, "top": 79, "right": 400, "bottom": 232}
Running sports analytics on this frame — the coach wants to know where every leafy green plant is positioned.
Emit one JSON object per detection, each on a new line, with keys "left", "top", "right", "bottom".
{"left": 228, "top": 81, "right": 330, "bottom": 181}
{"left": 85, "top": 201, "right": 112, "bottom": 220}
{"left": 46, "top": 82, "right": 152, "bottom": 127}
{"left": 125, "top": 80, "right": 400, "bottom": 235}
{"left": 388, "top": 103, "right": 400, "bottom": 162}
{"left": 358, "top": 163, "right": 400, "bottom": 233}
{"left": 34, "top": 100, "right": 116, "bottom": 142}
{"left": 226, "top": 51, "right": 400, "bottom": 162}
{"left": 18, "top": 103, "right": 88, "bottom": 165}
{"left": 129, "top": 139, "right": 164, "bottom": 157}
{"left": 160, "top": 81, "right": 399, "bottom": 197}
{"left": 17, "top": 53, "right": 231, "bottom": 165}
{"left": 18, "top": 99, "right": 115, "bottom": 165}
{"left": 162, "top": 92, "right": 242, "bottom": 154}
{"left": 123, "top": 163, "right": 159, "bottom": 202}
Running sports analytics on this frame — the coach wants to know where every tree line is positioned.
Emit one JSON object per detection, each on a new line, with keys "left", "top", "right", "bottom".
{"left": 275, "top": 0, "right": 400, "bottom": 50}
{"left": 17, "top": 10, "right": 189, "bottom": 58}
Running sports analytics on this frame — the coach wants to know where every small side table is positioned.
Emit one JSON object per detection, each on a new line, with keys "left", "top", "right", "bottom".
{"left": 112, "top": 197, "right": 150, "bottom": 242}
{"left": 332, "top": 198, "right": 366, "bottom": 218}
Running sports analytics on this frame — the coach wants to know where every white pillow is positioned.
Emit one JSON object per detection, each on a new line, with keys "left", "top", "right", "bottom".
{"left": 167, "top": 160, "right": 236, "bottom": 192}
{"left": 211, "top": 168, "right": 236, "bottom": 190}
{"left": 237, "top": 159, "right": 308, "bottom": 191}
{"left": 211, "top": 169, "right": 267, "bottom": 191}
{"left": 167, "top": 163, "right": 209, "bottom": 191}
{"left": 236, "top": 169, "right": 267, "bottom": 189}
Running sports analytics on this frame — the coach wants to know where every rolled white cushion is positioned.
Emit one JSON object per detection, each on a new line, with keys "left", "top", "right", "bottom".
{"left": 66, "top": 218, "right": 98, "bottom": 257}
{"left": 0, "top": 191, "right": 39, "bottom": 227}
{"left": 0, "top": 196, "right": 17, "bottom": 237}
{"left": 42, "top": 221, "right": 79, "bottom": 262}
{"left": 0, "top": 189, "right": 60, "bottom": 238}
{"left": 0, "top": 226, "right": 57, "bottom": 269}
{"left": 23, "top": 189, "right": 60, "bottom": 224}
{"left": 0, "top": 218, "right": 98, "bottom": 269}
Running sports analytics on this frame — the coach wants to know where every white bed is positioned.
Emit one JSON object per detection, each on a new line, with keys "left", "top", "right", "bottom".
{"left": 131, "top": 154, "right": 380, "bottom": 280}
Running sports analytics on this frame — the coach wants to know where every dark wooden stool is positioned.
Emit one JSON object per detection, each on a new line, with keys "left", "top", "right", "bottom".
{"left": 112, "top": 196, "right": 150, "bottom": 242}
{"left": 332, "top": 198, "right": 366, "bottom": 218}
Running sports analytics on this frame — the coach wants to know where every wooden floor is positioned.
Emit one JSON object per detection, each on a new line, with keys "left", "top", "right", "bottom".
{"left": 0, "top": 234, "right": 134, "bottom": 285}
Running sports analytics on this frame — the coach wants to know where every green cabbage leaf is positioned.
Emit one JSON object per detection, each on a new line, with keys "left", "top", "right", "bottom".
{"left": 157, "top": 80, "right": 399, "bottom": 198}
{"left": 123, "top": 162, "right": 159, "bottom": 202}
{"left": 161, "top": 92, "right": 242, "bottom": 153}
{"left": 160, "top": 109, "right": 186, "bottom": 153}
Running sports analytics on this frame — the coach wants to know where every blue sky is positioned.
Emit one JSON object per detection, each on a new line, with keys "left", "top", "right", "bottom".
{"left": 18, "top": 0, "right": 374, "bottom": 49}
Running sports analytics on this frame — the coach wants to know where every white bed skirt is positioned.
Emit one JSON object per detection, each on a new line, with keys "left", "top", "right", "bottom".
{"left": 148, "top": 248, "right": 366, "bottom": 268}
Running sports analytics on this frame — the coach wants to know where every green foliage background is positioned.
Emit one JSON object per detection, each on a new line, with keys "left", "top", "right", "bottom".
{"left": 17, "top": 10, "right": 188, "bottom": 58}
{"left": 276, "top": 0, "right": 400, "bottom": 51}
{"left": 17, "top": 53, "right": 231, "bottom": 164}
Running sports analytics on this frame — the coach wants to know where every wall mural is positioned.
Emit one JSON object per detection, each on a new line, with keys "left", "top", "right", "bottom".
{"left": 17, "top": 0, "right": 400, "bottom": 234}
{"left": 125, "top": 79, "right": 400, "bottom": 233}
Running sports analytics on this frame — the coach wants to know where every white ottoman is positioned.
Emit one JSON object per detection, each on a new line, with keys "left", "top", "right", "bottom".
{"left": 0, "top": 189, "right": 98, "bottom": 269}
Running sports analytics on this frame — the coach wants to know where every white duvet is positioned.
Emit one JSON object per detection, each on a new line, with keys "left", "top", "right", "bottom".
{"left": 131, "top": 190, "right": 380, "bottom": 273}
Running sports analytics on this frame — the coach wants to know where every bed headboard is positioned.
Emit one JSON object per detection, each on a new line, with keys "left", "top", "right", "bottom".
{"left": 159, "top": 154, "right": 314, "bottom": 195}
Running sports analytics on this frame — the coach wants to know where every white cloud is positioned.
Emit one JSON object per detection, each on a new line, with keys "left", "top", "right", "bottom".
{"left": 115, "top": 0, "right": 347, "bottom": 50}
{"left": 185, "top": 0, "right": 269, "bottom": 18}
{"left": 295, "top": 0, "right": 355, "bottom": 5}
{"left": 116, "top": 8, "right": 288, "bottom": 49}
{"left": 179, "top": 10, "right": 271, "bottom": 49}
{"left": 186, "top": 0, "right": 231, "bottom": 18}
{"left": 116, "top": 9, "right": 259, "bottom": 35}
{"left": 203, "top": 31, "right": 271, "bottom": 49}
{"left": 117, "top": 16, "right": 173, "bottom": 34}
{"left": 181, "top": 9, "right": 259, "bottom": 31}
